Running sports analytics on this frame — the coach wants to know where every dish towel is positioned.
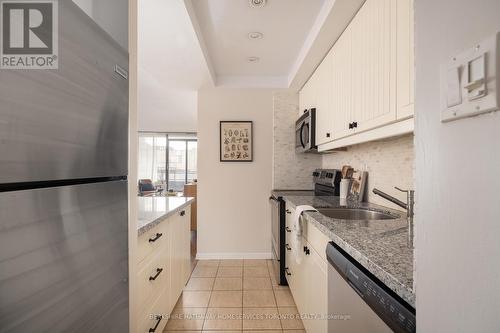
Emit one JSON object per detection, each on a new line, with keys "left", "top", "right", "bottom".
{"left": 292, "top": 205, "right": 317, "bottom": 264}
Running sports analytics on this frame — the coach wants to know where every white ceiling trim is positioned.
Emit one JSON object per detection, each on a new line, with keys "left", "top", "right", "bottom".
{"left": 216, "top": 75, "right": 289, "bottom": 89}
{"left": 181, "top": 0, "right": 365, "bottom": 90}
{"left": 184, "top": 0, "right": 216, "bottom": 87}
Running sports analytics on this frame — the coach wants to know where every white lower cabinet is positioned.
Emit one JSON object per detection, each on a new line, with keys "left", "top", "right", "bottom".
{"left": 304, "top": 242, "right": 328, "bottom": 333}
{"left": 285, "top": 204, "right": 329, "bottom": 333}
{"left": 136, "top": 205, "right": 192, "bottom": 333}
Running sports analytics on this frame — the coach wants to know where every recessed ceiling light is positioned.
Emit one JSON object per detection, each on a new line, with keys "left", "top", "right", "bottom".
{"left": 248, "top": 32, "right": 263, "bottom": 40}
{"left": 247, "top": 56, "right": 260, "bottom": 63}
{"left": 249, "top": 0, "right": 266, "bottom": 8}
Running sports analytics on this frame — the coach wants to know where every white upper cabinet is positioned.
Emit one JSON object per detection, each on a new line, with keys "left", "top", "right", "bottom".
{"left": 299, "top": 0, "right": 414, "bottom": 150}
{"left": 396, "top": 0, "right": 415, "bottom": 119}
{"left": 350, "top": 0, "right": 397, "bottom": 133}
{"left": 331, "top": 26, "right": 353, "bottom": 141}
{"left": 299, "top": 72, "right": 316, "bottom": 115}
{"left": 315, "top": 51, "right": 334, "bottom": 145}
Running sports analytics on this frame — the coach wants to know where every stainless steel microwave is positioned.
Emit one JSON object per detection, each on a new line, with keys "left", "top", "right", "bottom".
{"left": 295, "top": 108, "right": 316, "bottom": 153}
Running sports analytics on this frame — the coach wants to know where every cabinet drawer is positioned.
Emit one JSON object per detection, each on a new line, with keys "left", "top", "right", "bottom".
{"left": 137, "top": 248, "right": 170, "bottom": 311}
{"left": 138, "top": 223, "right": 167, "bottom": 264}
{"left": 137, "top": 288, "right": 169, "bottom": 333}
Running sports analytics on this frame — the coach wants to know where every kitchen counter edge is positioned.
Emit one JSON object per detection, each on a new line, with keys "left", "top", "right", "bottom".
{"left": 137, "top": 197, "right": 195, "bottom": 236}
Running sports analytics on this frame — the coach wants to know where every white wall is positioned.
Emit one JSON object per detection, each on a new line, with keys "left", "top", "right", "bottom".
{"left": 73, "top": 0, "right": 128, "bottom": 50}
{"left": 197, "top": 88, "right": 273, "bottom": 258}
{"left": 415, "top": 0, "right": 500, "bottom": 331}
{"left": 137, "top": 68, "right": 198, "bottom": 133}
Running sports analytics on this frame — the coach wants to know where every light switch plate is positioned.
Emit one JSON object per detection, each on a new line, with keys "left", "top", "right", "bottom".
{"left": 441, "top": 31, "right": 500, "bottom": 122}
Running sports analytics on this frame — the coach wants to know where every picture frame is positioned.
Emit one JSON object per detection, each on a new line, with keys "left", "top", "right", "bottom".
{"left": 220, "top": 121, "right": 253, "bottom": 162}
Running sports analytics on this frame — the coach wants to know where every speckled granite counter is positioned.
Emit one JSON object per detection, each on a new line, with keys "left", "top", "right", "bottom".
{"left": 281, "top": 194, "right": 415, "bottom": 308}
{"left": 271, "top": 189, "right": 315, "bottom": 197}
{"left": 137, "top": 196, "right": 195, "bottom": 236}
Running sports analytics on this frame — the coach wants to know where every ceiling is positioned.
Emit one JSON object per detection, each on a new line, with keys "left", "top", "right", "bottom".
{"left": 138, "top": 0, "right": 214, "bottom": 132}
{"left": 189, "top": 0, "right": 325, "bottom": 87}
{"left": 138, "top": 0, "right": 213, "bottom": 91}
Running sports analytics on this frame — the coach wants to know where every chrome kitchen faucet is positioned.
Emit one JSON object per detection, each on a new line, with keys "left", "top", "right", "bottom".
{"left": 373, "top": 187, "right": 415, "bottom": 248}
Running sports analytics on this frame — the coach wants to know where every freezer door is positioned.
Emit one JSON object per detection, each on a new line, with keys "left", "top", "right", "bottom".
{"left": 0, "top": 0, "right": 128, "bottom": 184}
{"left": 0, "top": 180, "right": 128, "bottom": 333}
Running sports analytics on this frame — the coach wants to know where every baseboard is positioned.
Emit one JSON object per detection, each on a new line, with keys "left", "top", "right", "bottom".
{"left": 196, "top": 252, "right": 273, "bottom": 260}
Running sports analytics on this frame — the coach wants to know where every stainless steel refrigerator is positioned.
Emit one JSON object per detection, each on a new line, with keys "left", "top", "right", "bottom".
{"left": 0, "top": 2, "right": 129, "bottom": 332}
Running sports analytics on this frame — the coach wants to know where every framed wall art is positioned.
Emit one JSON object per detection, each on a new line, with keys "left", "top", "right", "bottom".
{"left": 220, "top": 121, "right": 253, "bottom": 162}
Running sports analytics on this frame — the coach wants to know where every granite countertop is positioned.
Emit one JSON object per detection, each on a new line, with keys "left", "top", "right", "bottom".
{"left": 137, "top": 196, "right": 195, "bottom": 236}
{"left": 271, "top": 189, "right": 315, "bottom": 197}
{"left": 281, "top": 193, "right": 415, "bottom": 308}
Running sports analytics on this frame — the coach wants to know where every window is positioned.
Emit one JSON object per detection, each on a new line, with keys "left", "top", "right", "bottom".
{"left": 138, "top": 133, "right": 197, "bottom": 192}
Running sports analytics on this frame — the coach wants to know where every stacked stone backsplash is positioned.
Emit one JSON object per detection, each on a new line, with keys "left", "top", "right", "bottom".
{"left": 322, "top": 134, "right": 415, "bottom": 210}
{"left": 273, "top": 91, "right": 322, "bottom": 190}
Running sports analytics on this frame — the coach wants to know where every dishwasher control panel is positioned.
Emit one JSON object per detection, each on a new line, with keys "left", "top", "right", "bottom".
{"left": 327, "top": 242, "right": 416, "bottom": 333}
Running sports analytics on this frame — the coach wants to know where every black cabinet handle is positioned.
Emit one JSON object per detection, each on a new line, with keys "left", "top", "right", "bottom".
{"left": 149, "top": 268, "right": 163, "bottom": 281}
{"left": 148, "top": 233, "right": 163, "bottom": 243}
{"left": 353, "top": 122, "right": 358, "bottom": 128}
{"left": 303, "top": 246, "right": 311, "bottom": 255}
{"left": 286, "top": 209, "right": 291, "bottom": 214}
{"left": 149, "top": 315, "right": 162, "bottom": 332}
{"left": 285, "top": 267, "right": 292, "bottom": 276}
{"left": 285, "top": 227, "right": 291, "bottom": 233}
{"left": 348, "top": 122, "right": 353, "bottom": 129}
{"left": 285, "top": 244, "right": 291, "bottom": 251}
{"left": 180, "top": 210, "right": 185, "bottom": 216}
{"left": 326, "top": 133, "right": 331, "bottom": 138}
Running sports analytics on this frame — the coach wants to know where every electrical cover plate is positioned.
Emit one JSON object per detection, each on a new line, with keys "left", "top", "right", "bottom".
{"left": 441, "top": 31, "right": 500, "bottom": 122}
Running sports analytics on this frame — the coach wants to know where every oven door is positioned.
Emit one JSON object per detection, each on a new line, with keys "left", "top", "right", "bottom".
{"left": 269, "top": 195, "right": 285, "bottom": 284}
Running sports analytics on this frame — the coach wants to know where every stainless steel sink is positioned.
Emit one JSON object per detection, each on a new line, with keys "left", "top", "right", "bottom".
{"left": 316, "top": 208, "right": 400, "bottom": 221}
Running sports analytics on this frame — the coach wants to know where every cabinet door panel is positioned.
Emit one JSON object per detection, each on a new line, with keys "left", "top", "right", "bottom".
{"left": 299, "top": 76, "right": 315, "bottom": 116}
{"left": 396, "top": 0, "right": 414, "bottom": 119}
{"left": 169, "top": 214, "right": 182, "bottom": 308}
{"left": 305, "top": 243, "right": 328, "bottom": 333}
{"left": 292, "top": 237, "right": 308, "bottom": 317}
{"left": 181, "top": 207, "right": 192, "bottom": 284}
{"left": 316, "top": 52, "right": 334, "bottom": 145}
{"left": 351, "top": 0, "right": 396, "bottom": 132}
{"left": 331, "top": 27, "right": 354, "bottom": 140}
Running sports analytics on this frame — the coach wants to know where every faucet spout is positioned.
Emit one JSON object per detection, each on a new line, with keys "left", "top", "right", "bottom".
{"left": 373, "top": 187, "right": 415, "bottom": 249}
{"left": 372, "top": 188, "right": 408, "bottom": 210}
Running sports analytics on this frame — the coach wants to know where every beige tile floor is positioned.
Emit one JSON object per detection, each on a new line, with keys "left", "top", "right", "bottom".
{"left": 164, "top": 259, "right": 305, "bottom": 333}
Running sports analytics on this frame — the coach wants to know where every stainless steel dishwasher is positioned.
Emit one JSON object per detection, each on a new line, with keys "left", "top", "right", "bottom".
{"left": 326, "top": 242, "right": 416, "bottom": 333}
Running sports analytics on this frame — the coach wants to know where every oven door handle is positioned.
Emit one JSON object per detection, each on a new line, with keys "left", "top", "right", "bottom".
{"left": 299, "top": 122, "right": 306, "bottom": 148}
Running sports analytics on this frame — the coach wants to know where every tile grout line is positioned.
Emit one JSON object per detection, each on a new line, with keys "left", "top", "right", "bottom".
{"left": 268, "top": 261, "right": 284, "bottom": 331}
{"left": 200, "top": 261, "right": 219, "bottom": 331}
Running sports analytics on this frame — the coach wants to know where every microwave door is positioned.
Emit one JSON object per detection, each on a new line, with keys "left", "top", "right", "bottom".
{"left": 300, "top": 123, "right": 306, "bottom": 148}
{"left": 302, "top": 122, "right": 310, "bottom": 148}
